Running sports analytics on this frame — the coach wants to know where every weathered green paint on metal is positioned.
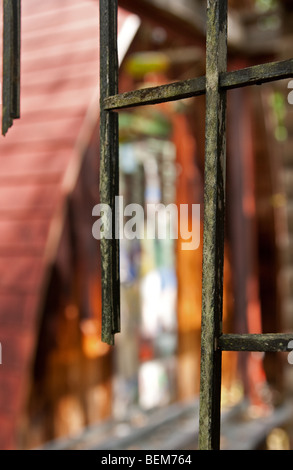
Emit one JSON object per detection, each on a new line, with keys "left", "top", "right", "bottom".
{"left": 99, "top": 0, "right": 120, "bottom": 345}
{"left": 104, "top": 75, "right": 206, "bottom": 110}
{"left": 219, "top": 333, "right": 293, "bottom": 352}
{"left": 198, "top": 0, "right": 228, "bottom": 451}
{"left": 98, "top": 0, "right": 293, "bottom": 451}
{"left": 221, "top": 58, "right": 293, "bottom": 90}
{"left": 104, "top": 58, "right": 293, "bottom": 113}
{"left": 2, "top": 0, "right": 21, "bottom": 136}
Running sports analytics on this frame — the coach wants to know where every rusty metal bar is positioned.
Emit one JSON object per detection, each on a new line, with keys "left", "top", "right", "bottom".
{"left": 219, "top": 334, "right": 293, "bottom": 352}
{"left": 198, "top": 0, "right": 228, "bottom": 451}
{"left": 2, "top": 0, "right": 21, "bottom": 136}
{"left": 99, "top": 0, "right": 120, "bottom": 345}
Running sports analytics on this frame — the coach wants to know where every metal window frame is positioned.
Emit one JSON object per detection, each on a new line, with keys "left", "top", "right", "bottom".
{"left": 99, "top": 0, "right": 293, "bottom": 450}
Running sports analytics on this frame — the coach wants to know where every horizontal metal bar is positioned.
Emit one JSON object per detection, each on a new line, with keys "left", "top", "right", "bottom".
{"left": 104, "top": 58, "right": 293, "bottom": 112}
{"left": 221, "top": 58, "right": 293, "bottom": 90}
{"left": 104, "top": 75, "right": 206, "bottom": 110}
{"left": 219, "top": 333, "right": 293, "bottom": 352}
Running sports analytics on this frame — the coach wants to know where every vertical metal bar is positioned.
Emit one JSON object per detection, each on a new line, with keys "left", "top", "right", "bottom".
{"left": 2, "top": 0, "right": 21, "bottom": 136}
{"left": 11, "top": 0, "right": 20, "bottom": 119}
{"left": 99, "top": 0, "right": 120, "bottom": 345}
{"left": 2, "top": 0, "right": 13, "bottom": 135}
{"left": 198, "top": 0, "right": 228, "bottom": 450}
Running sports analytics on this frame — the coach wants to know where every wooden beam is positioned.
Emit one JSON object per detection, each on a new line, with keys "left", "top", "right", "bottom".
{"left": 118, "top": 0, "right": 205, "bottom": 42}
{"left": 118, "top": 0, "right": 281, "bottom": 56}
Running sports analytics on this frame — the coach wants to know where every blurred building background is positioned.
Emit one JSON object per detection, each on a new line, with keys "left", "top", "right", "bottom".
{"left": 0, "top": 0, "right": 292, "bottom": 450}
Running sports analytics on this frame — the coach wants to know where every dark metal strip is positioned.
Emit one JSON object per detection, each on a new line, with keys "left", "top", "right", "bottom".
{"left": 219, "top": 334, "right": 293, "bottom": 352}
{"left": 2, "top": 0, "right": 21, "bottom": 136}
{"left": 11, "top": 0, "right": 21, "bottom": 119}
{"left": 2, "top": 0, "right": 13, "bottom": 135}
{"left": 99, "top": 0, "right": 120, "bottom": 345}
{"left": 198, "top": 0, "right": 228, "bottom": 451}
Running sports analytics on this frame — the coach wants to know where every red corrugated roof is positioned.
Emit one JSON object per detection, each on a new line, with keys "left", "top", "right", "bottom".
{"left": 0, "top": 0, "right": 131, "bottom": 449}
